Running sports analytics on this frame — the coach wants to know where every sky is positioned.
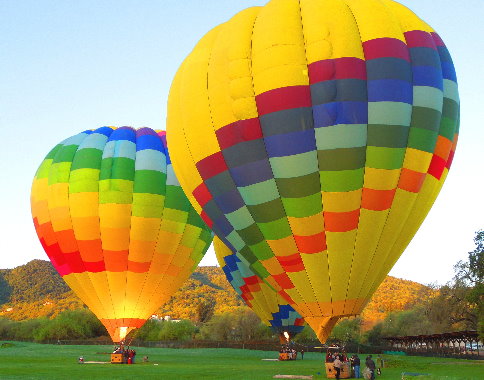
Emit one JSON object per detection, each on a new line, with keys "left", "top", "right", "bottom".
{"left": 1, "top": 0, "right": 482, "bottom": 286}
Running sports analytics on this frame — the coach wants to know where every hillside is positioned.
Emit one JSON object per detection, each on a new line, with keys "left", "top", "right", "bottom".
{"left": 0, "top": 260, "right": 430, "bottom": 328}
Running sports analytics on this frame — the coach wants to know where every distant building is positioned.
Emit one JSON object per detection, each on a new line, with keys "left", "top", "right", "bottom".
{"left": 149, "top": 314, "right": 181, "bottom": 322}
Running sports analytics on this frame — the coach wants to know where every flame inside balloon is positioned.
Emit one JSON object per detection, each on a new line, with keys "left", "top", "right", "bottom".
{"left": 119, "top": 327, "right": 128, "bottom": 342}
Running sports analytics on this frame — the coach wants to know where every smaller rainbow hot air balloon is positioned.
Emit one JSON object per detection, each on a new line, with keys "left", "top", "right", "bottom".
{"left": 31, "top": 126, "right": 213, "bottom": 342}
{"left": 214, "top": 237, "right": 305, "bottom": 342}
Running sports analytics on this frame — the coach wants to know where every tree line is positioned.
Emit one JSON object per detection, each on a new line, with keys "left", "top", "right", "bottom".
{"left": 1, "top": 230, "right": 481, "bottom": 344}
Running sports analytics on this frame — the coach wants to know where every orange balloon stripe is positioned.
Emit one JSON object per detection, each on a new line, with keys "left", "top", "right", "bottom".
{"left": 272, "top": 272, "right": 296, "bottom": 289}
{"left": 323, "top": 209, "right": 360, "bottom": 232}
{"left": 36, "top": 220, "right": 57, "bottom": 247}
{"left": 127, "top": 261, "right": 151, "bottom": 273}
{"left": 55, "top": 229, "right": 78, "bottom": 253}
{"left": 247, "top": 282, "right": 262, "bottom": 294}
{"left": 276, "top": 253, "right": 305, "bottom": 273}
{"left": 77, "top": 239, "right": 104, "bottom": 262}
{"left": 103, "top": 250, "right": 129, "bottom": 272}
{"left": 398, "top": 168, "right": 426, "bottom": 193}
{"left": 433, "top": 135, "right": 453, "bottom": 160}
{"left": 361, "top": 188, "right": 396, "bottom": 211}
{"left": 294, "top": 232, "right": 327, "bottom": 254}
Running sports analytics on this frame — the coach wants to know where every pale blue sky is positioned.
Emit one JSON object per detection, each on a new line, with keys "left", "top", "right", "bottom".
{"left": 1, "top": 0, "right": 482, "bottom": 285}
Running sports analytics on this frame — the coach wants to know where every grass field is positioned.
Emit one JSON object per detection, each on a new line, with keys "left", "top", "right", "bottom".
{"left": 0, "top": 341, "right": 482, "bottom": 379}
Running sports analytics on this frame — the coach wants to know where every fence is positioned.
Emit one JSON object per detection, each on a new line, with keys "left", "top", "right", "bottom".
{"left": 45, "top": 339, "right": 289, "bottom": 351}
{"left": 39, "top": 339, "right": 386, "bottom": 355}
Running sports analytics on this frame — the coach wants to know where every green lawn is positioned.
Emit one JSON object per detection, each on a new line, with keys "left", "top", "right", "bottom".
{"left": 0, "top": 341, "right": 482, "bottom": 379}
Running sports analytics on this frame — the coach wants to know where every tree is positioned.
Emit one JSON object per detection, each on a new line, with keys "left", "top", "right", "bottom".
{"left": 365, "top": 231, "right": 484, "bottom": 345}
{"left": 195, "top": 296, "right": 216, "bottom": 324}
{"left": 293, "top": 325, "right": 317, "bottom": 344}
{"left": 233, "top": 309, "right": 265, "bottom": 341}
{"left": 364, "top": 322, "right": 384, "bottom": 346}
{"left": 455, "top": 230, "right": 484, "bottom": 339}
{"left": 4, "top": 260, "right": 70, "bottom": 303}
{"left": 199, "top": 313, "right": 235, "bottom": 341}
{"left": 198, "top": 309, "right": 271, "bottom": 341}
{"left": 424, "top": 230, "right": 483, "bottom": 335}
{"left": 329, "top": 317, "right": 362, "bottom": 345}
{"left": 425, "top": 283, "right": 477, "bottom": 332}
{"left": 158, "top": 320, "right": 196, "bottom": 341}
{"left": 0, "top": 272, "right": 11, "bottom": 304}
{"left": 33, "top": 309, "right": 106, "bottom": 341}
{"left": 0, "top": 317, "right": 14, "bottom": 339}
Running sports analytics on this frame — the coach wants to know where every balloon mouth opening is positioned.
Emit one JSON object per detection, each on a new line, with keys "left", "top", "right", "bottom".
{"left": 109, "top": 326, "right": 137, "bottom": 343}
{"left": 101, "top": 319, "right": 146, "bottom": 343}
{"left": 118, "top": 327, "right": 129, "bottom": 341}
{"left": 279, "top": 331, "right": 294, "bottom": 344}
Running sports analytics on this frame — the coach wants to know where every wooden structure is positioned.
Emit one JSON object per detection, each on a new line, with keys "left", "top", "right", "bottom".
{"left": 279, "top": 352, "right": 297, "bottom": 361}
{"left": 111, "top": 353, "right": 124, "bottom": 364}
{"left": 325, "top": 362, "right": 352, "bottom": 379}
{"left": 324, "top": 345, "right": 353, "bottom": 378}
{"left": 383, "top": 330, "right": 482, "bottom": 358}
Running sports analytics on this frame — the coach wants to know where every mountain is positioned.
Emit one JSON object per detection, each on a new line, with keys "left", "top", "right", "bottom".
{"left": 0, "top": 260, "right": 430, "bottom": 328}
{"left": 0, "top": 260, "right": 84, "bottom": 320}
{"left": 361, "top": 276, "right": 433, "bottom": 329}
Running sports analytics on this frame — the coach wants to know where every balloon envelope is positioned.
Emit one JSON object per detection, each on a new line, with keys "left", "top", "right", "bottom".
{"left": 214, "top": 236, "right": 305, "bottom": 338}
{"left": 167, "top": 0, "right": 459, "bottom": 342}
{"left": 31, "top": 127, "right": 213, "bottom": 342}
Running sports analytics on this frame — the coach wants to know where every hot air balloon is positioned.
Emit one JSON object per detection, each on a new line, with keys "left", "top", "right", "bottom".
{"left": 214, "top": 236, "right": 305, "bottom": 343}
{"left": 167, "top": 0, "right": 459, "bottom": 343}
{"left": 31, "top": 127, "right": 213, "bottom": 342}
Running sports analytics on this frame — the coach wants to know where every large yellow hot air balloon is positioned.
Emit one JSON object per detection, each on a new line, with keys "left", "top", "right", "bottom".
{"left": 31, "top": 127, "right": 213, "bottom": 342}
{"left": 167, "top": 0, "right": 459, "bottom": 342}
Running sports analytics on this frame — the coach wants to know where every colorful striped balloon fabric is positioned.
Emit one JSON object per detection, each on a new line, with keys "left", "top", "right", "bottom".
{"left": 167, "top": 0, "right": 459, "bottom": 343}
{"left": 31, "top": 127, "right": 213, "bottom": 342}
{"left": 214, "top": 237, "right": 305, "bottom": 338}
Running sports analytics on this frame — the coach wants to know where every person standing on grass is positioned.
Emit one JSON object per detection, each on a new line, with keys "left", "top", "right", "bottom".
{"left": 366, "top": 355, "right": 376, "bottom": 380}
{"left": 352, "top": 354, "right": 361, "bottom": 378}
{"left": 300, "top": 348, "right": 304, "bottom": 360}
{"left": 376, "top": 354, "right": 383, "bottom": 375}
{"left": 333, "top": 355, "right": 342, "bottom": 379}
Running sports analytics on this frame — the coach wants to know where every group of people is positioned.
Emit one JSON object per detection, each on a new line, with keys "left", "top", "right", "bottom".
{"left": 278, "top": 345, "right": 298, "bottom": 360}
{"left": 326, "top": 351, "right": 348, "bottom": 362}
{"left": 326, "top": 352, "right": 348, "bottom": 379}
{"left": 325, "top": 351, "right": 381, "bottom": 379}
{"left": 363, "top": 355, "right": 383, "bottom": 379}
{"left": 113, "top": 345, "right": 137, "bottom": 364}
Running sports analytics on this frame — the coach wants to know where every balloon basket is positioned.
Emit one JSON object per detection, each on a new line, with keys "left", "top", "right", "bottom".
{"left": 111, "top": 354, "right": 124, "bottom": 364}
{"left": 325, "top": 362, "right": 352, "bottom": 379}
{"left": 278, "top": 352, "right": 297, "bottom": 361}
